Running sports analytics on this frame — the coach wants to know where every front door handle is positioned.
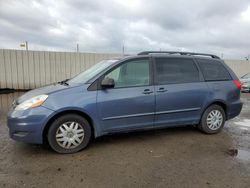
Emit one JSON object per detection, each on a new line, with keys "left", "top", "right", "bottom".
{"left": 142, "top": 89, "right": 153, "bottom": 94}
{"left": 157, "top": 87, "right": 168, "bottom": 93}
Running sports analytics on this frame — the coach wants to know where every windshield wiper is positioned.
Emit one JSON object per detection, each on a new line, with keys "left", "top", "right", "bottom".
{"left": 58, "top": 79, "right": 69, "bottom": 86}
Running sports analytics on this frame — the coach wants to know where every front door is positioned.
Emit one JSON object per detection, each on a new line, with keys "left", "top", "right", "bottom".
{"left": 97, "top": 58, "right": 155, "bottom": 133}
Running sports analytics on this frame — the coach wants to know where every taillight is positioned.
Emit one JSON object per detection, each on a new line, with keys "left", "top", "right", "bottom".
{"left": 233, "top": 80, "right": 242, "bottom": 90}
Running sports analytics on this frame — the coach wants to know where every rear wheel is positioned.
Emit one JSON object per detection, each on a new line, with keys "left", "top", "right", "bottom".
{"left": 47, "top": 114, "right": 91, "bottom": 154}
{"left": 198, "top": 105, "right": 226, "bottom": 134}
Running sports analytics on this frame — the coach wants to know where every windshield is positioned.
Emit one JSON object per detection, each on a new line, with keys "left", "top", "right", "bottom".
{"left": 67, "top": 60, "right": 118, "bottom": 85}
{"left": 242, "top": 73, "right": 250, "bottom": 79}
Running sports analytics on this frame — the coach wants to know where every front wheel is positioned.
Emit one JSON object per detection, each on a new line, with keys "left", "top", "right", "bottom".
{"left": 198, "top": 105, "right": 226, "bottom": 134}
{"left": 47, "top": 114, "right": 91, "bottom": 154}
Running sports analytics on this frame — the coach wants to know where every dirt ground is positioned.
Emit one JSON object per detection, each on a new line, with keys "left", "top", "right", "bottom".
{"left": 0, "top": 92, "right": 249, "bottom": 188}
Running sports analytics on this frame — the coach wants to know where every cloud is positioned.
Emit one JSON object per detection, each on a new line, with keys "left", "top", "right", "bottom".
{"left": 0, "top": 0, "right": 250, "bottom": 59}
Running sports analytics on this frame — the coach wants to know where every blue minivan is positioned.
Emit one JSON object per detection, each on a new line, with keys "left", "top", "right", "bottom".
{"left": 8, "top": 51, "right": 243, "bottom": 153}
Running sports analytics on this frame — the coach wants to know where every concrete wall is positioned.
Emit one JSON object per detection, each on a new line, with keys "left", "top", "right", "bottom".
{"left": 224, "top": 60, "right": 250, "bottom": 78}
{"left": 0, "top": 92, "right": 23, "bottom": 113}
{"left": 1, "top": 49, "right": 250, "bottom": 90}
{"left": 0, "top": 49, "right": 120, "bottom": 90}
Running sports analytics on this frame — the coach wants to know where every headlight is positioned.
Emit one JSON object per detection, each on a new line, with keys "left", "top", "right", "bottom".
{"left": 15, "top": 95, "right": 48, "bottom": 111}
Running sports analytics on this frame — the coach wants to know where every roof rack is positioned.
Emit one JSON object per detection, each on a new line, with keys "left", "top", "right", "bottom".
{"left": 137, "top": 51, "right": 220, "bottom": 59}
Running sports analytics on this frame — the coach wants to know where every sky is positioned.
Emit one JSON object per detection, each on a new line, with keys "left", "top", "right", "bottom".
{"left": 0, "top": 0, "right": 250, "bottom": 59}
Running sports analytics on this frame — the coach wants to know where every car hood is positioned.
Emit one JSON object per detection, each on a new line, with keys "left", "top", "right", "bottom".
{"left": 16, "top": 84, "right": 68, "bottom": 104}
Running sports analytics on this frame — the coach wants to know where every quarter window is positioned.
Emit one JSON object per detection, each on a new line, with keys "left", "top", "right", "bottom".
{"left": 155, "top": 58, "right": 200, "bottom": 85}
{"left": 197, "top": 59, "right": 231, "bottom": 81}
{"left": 105, "top": 59, "right": 150, "bottom": 88}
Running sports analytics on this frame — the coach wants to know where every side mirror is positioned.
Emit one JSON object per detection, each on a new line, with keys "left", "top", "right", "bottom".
{"left": 101, "top": 77, "right": 115, "bottom": 88}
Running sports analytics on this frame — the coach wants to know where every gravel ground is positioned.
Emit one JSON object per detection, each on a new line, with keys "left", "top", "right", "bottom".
{"left": 0, "top": 92, "right": 249, "bottom": 188}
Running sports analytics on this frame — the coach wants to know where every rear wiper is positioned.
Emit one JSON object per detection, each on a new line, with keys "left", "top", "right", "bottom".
{"left": 58, "top": 79, "right": 69, "bottom": 86}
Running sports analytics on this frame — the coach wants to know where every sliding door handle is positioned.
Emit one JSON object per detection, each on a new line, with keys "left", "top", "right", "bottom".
{"left": 143, "top": 89, "right": 153, "bottom": 94}
{"left": 157, "top": 88, "right": 168, "bottom": 92}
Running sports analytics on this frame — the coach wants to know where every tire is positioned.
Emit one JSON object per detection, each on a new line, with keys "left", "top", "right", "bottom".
{"left": 198, "top": 105, "right": 226, "bottom": 134}
{"left": 47, "top": 114, "right": 91, "bottom": 154}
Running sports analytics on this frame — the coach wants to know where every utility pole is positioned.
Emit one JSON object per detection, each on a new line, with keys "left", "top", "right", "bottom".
{"left": 76, "top": 43, "right": 79, "bottom": 53}
{"left": 122, "top": 42, "right": 125, "bottom": 56}
{"left": 25, "top": 41, "right": 28, "bottom": 50}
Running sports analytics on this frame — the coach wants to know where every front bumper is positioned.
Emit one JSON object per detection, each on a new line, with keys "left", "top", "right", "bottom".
{"left": 7, "top": 106, "right": 54, "bottom": 144}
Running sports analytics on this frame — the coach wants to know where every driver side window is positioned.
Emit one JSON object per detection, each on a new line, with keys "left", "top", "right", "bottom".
{"left": 105, "top": 59, "right": 150, "bottom": 88}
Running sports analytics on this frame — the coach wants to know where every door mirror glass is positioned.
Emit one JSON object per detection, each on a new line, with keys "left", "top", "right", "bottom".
{"left": 101, "top": 77, "right": 115, "bottom": 88}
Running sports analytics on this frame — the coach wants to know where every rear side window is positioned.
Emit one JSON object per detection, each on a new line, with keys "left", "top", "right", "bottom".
{"left": 155, "top": 58, "right": 200, "bottom": 85}
{"left": 197, "top": 59, "right": 231, "bottom": 81}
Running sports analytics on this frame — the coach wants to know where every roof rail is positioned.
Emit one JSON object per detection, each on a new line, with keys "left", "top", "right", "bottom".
{"left": 137, "top": 51, "right": 220, "bottom": 59}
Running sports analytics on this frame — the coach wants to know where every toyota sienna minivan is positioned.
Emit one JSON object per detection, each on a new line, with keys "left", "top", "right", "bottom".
{"left": 8, "top": 51, "right": 243, "bottom": 153}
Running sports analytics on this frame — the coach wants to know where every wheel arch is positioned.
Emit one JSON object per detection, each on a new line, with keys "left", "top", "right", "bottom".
{"left": 202, "top": 100, "right": 228, "bottom": 120}
{"left": 42, "top": 109, "right": 96, "bottom": 143}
